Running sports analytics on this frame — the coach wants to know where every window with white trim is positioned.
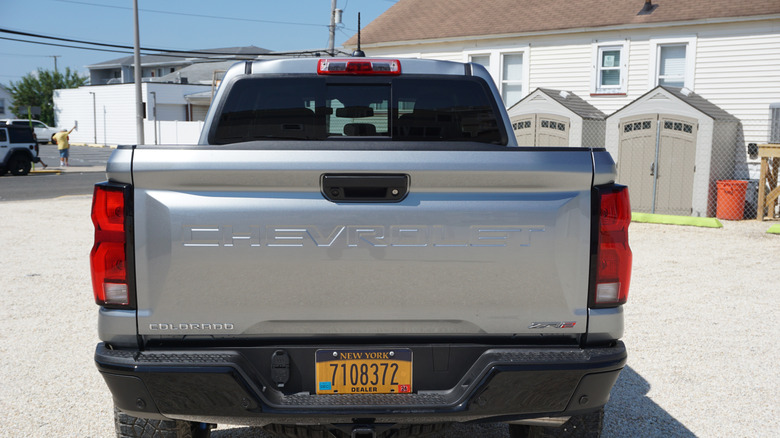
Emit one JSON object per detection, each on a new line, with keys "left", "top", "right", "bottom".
{"left": 649, "top": 37, "right": 696, "bottom": 90}
{"left": 469, "top": 54, "right": 490, "bottom": 72}
{"left": 657, "top": 44, "right": 686, "bottom": 88}
{"left": 501, "top": 53, "right": 524, "bottom": 107}
{"left": 465, "top": 47, "right": 529, "bottom": 108}
{"left": 591, "top": 41, "right": 627, "bottom": 94}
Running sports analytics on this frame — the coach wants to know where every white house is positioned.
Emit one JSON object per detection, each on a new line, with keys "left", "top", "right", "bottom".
{"left": 0, "top": 84, "right": 18, "bottom": 119}
{"left": 54, "top": 47, "right": 268, "bottom": 145}
{"left": 87, "top": 46, "right": 268, "bottom": 85}
{"left": 54, "top": 82, "right": 212, "bottom": 146}
{"left": 343, "top": 0, "right": 780, "bottom": 147}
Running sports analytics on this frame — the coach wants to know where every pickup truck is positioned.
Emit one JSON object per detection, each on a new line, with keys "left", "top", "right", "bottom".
{"left": 91, "top": 57, "right": 631, "bottom": 438}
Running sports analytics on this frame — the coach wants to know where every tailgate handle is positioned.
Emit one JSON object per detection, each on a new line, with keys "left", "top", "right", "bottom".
{"left": 321, "top": 174, "right": 409, "bottom": 203}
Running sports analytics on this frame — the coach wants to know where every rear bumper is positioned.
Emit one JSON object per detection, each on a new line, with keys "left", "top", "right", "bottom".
{"left": 95, "top": 341, "right": 626, "bottom": 425}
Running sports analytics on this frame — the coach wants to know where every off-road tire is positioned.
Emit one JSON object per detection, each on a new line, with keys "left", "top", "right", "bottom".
{"left": 114, "top": 407, "right": 212, "bottom": 438}
{"left": 8, "top": 153, "right": 31, "bottom": 176}
{"left": 264, "top": 423, "right": 448, "bottom": 438}
{"left": 508, "top": 408, "right": 604, "bottom": 438}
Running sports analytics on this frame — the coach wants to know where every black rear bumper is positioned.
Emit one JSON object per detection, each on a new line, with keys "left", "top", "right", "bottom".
{"left": 95, "top": 341, "right": 626, "bottom": 425}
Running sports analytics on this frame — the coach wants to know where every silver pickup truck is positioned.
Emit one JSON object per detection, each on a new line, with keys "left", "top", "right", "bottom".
{"left": 91, "top": 58, "right": 631, "bottom": 438}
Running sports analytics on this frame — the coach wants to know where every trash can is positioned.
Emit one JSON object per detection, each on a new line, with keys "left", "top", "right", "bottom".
{"left": 716, "top": 180, "right": 749, "bottom": 220}
{"left": 743, "top": 179, "right": 759, "bottom": 219}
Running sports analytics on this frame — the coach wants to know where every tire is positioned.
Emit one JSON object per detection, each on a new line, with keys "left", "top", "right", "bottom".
{"left": 8, "top": 154, "right": 31, "bottom": 176}
{"left": 508, "top": 408, "right": 604, "bottom": 438}
{"left": 50, "top": 134, "right": 56, "bottom": 145}
{"left": 114, "top": 407, "right": 212, "bottom": 438}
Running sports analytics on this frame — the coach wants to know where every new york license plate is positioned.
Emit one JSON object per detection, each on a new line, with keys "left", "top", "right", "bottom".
{"left": 315, "top": 349, "right": 412, "bottom": 395}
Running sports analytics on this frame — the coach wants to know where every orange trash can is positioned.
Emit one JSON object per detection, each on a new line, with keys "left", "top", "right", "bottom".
{"left": 716, "top": 180, "right": 749, "bottom": 220}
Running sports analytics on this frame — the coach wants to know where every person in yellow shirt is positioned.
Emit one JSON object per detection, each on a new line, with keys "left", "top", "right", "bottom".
{"left": 53, "top": 126, "right": 76, "bottom": 167}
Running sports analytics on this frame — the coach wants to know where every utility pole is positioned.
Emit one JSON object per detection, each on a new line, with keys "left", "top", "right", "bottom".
{"left": 50, "top": 55, "right": 61, "bottom": 72}
{"left": 133, "top": 0, "right": 144, "bottom": 144}
{"left": 327, "top": 0, "right": 337, "bottom": 56}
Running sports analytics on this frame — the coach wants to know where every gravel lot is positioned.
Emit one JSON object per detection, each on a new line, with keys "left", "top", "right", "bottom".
{"left": 1, "top": 195, "right": 778, "bottom": 437}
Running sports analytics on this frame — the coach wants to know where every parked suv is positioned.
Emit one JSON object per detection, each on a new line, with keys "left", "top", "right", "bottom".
{"left": 0, "top": 124, "right": 39, "bottom": 175}
{"left": 1, "top": 119, "right": 59, "bottom": 144}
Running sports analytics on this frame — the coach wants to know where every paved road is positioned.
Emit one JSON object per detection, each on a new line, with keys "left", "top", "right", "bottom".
{"left": 0, "top": 144, "right": 113, "bottom": 201}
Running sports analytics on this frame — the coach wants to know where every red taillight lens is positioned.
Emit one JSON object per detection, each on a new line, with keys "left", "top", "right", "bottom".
{"left": 594, "top": 186, "right": 632, "bottom": 306}
{"left": 90, "top": 184, "right": 130, "bottom": 307}
{"left": 317, "top": 58, "right": 401, "bottom": 75}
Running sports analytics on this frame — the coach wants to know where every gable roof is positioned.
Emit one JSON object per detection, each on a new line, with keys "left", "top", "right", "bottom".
{"left": 538, "top": 88, "right": 606, "bottom": 120}
{"left": 509, "top": 88, "right": 607, "bottom": 120}
{"left": 608, "top": 85, "right": 739, "bottom": 121}
{"left": 660, "top": 86, "right": 739, "bottom": 121}
{"left": 346, "top": 0, "right": 780, "bottom": 46}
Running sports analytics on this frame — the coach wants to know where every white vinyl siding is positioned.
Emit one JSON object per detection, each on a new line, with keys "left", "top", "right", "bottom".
{"left": 348, "top": 19, "right": 780, "bottom": 143}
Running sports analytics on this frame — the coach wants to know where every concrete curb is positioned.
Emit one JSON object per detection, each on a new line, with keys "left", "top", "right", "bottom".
{"left": 70, "top": 143, "right": 118, "bottom": 149}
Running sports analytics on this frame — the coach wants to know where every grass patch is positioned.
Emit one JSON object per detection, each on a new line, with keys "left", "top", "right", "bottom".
{"left": 631, "top": 212, "right": 723, "bottom": 228}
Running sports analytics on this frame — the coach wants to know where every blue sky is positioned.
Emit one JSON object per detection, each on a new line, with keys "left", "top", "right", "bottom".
{"left": 0, "top": 0, "right": 398, "bottom": 85}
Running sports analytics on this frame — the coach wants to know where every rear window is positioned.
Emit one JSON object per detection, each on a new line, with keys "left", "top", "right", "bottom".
{"left": 7, "top": 126, "right": 35, "bottom": 143}
{"left": 212, "top": 76, "right": 505, "bottom": 145}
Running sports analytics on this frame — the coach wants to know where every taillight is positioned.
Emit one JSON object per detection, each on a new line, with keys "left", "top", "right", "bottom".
{"left": 90, "top": 183, "right": 132, "bottom": 308}
{"left": 317, "top": 58, "right": 401, "bottom": 75}
{"left": 592, "top": 185, "right": 632, "bottom": 307}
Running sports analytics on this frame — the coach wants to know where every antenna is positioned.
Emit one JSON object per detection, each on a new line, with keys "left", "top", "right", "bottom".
{"left": 352, "top": 13, "right": 366, "bottom": 57}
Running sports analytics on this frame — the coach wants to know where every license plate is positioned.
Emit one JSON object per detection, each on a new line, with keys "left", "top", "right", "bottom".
{"left": 315, "top": 349, "right": 412, "bottom": 395}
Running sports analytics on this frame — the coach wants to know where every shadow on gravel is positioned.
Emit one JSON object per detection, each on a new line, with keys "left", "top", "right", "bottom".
{"left": 603, "top": 366, "right": 695, "bottom": 437}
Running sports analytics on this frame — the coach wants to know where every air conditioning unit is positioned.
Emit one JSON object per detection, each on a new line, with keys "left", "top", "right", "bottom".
{"left": 771, "top": 103, "right": 780, "bottom": 143}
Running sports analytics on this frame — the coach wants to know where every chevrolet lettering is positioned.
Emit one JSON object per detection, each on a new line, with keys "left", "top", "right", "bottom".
{"left": 92, "top": 57, "right": 631, "bottom": 438}
{"left": 182, "top": 225, "right": 545, "bottom": 248}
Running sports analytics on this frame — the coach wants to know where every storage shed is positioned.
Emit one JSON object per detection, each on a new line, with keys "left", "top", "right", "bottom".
{"left": 605, "top": 86, "right": 742, "bottom": 217}
{"left": 507, "top": 88, "right": 606, "bottom": 148}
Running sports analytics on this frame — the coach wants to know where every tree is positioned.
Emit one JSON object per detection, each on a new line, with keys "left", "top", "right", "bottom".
{"left": 8, "top": 67, "right": 87, "bottom": 126}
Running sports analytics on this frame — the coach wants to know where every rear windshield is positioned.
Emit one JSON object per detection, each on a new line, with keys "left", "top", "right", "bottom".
{"left": 212, "top": 76, "right": 506, "bottom": 145}
{"left": 6, "top": 126, "right": 35, "bottom": 143}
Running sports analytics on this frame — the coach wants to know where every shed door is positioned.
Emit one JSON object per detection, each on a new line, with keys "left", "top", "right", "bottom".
{"left": 617, "top": 114, "right": 697, "bottom": 215}
{"left": 617, "top": 116, "right": 657, "bottom": 213}
{"left": 509, "top": 114, "right": 570, "bottom": 146}
{"left": 536, "top": 114, "right": 570, "bottom": 147}
{"left": 510, "top": 115, "right": 535, "bottom": 146}
{"left": 656, "top": 115, "right": 697, "bottom": 216}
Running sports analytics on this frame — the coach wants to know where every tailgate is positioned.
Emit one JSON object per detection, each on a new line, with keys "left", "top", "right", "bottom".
{"left": 127, "top": 147, "right": 595, "bottom": 337}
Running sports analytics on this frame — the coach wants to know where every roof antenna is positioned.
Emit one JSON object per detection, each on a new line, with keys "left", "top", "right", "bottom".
{"left": 352, "top": 13, "right": 366, "bottom": 57}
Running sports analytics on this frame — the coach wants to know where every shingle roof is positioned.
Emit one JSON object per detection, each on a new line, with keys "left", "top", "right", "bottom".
{"left": 346, "top": 0, "right": 780, "bottom": 46}
{"left": 660, "top": 86, "right": 739, "bottom": 121}
{"left": 537, "top": 88, "right": 606, "bottom": 120}
{"left": 157, "top": 60, "right": 238, "bottom": 84}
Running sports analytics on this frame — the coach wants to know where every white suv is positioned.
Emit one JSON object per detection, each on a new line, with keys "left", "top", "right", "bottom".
{"left": 0, "top": 124, "right": 39, "bottom": 175}
{"left": 1, "top": 119, "right": 59, "bottom": 144}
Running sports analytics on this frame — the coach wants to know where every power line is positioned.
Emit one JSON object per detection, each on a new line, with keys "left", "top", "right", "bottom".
{"left": 0, "top": 35, "right": 326, "bottom": 61}
{"left": 51, "top": 0, "right": 327, "bottom": 28}
{"left": 0, "top": 28, "right": 270, "bottom": 56}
